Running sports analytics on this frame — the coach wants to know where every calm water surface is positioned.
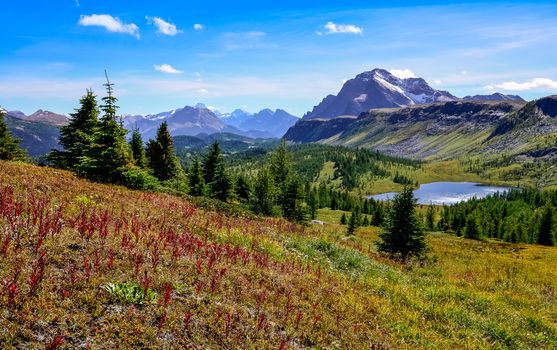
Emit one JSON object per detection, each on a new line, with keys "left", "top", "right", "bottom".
{"left": 369, "top": 182, "right": 512, "bottom": 205}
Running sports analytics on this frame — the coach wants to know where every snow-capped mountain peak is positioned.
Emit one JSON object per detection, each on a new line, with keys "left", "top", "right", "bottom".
{"left": 303, "top": 68, "right": 457, "bottom": 119}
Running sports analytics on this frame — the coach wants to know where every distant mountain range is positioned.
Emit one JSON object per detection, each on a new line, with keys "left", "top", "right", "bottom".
{"left": 4, "top": 110, "right": 67, "bottom": 157}
{"left": 8, "top": 109, "right": 69, "bottom": 126}
{"left": 462, "top": 93, "right": 525, "bottom": 102}
{"left": 3, "top": 67, "right": 545, "bottom": 161}
{"left": 302, "top": 68, "right": 524, "bottom": 120}
{"left": 3, "top": 104, "right": 296, "bottom": 158}
{"left": 122, "top": 105, "right": 236, "bottom": 140}
{"left": 123, "top": 103, "right": 299, "bottom": 139}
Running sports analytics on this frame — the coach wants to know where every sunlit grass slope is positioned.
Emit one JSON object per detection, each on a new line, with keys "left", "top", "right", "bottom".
{"left": 0, "top": 161, "right": 556, "bottom": 349}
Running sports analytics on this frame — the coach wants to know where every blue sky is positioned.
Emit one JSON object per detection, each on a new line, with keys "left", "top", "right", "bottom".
{"left": 1, "top": 0, "right": 556, "bottom": 116}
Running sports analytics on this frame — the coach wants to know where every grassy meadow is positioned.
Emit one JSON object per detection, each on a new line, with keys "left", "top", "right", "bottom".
{"left": 1, "top": 161, "right": 556, "bottom": 349}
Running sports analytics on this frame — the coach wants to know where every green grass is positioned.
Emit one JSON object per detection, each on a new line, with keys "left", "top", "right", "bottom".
{"left": 2, "top": 161, "right": 557, "bottom": 349}
{"left": 315, "top": 208, "right": 351, "bottom": 224}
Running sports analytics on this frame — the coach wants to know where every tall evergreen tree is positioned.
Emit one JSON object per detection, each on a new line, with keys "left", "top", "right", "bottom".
{"left": 203, "top": 141, "right": 222, "bottom": 185}
{"left": 209, "top": 161, "right": 233, "bottom": 202}
{"left": 79, "top": 73, "right": 132, "bottom": 182}
{"left": 538, "top": 204, "right": 554, "bottom": 246}
{"left": 235, "top": 174, "right": 252, "bottom": 201}
{"left": 307, "top": 189, "right": 318, "bottom": 220}
{"left": 353, "top": 205, "right": 362, "bottom": 226}
{"left": 340, "top": 213, "right": 347, "bottom": 225}
{"left": 281, "top": 175, "right": 308, "bottom": 223}
{"left": 0, "top": 108, "right": 25, "bottom": 161}
{"left": 130, "top": 129, "right": 147, "bottom": 168}
{"left": 464, "top": 215, "right": 480, "bottom": 239}
{"left": 188, "top": 157, "right": 205, "bottom": 196}
{"left": 378, "top": 187, "right": 427, "bottom": 259}
{"left": 146, "top": 122, "right": 180, "bottom": 181}
{"left": 270, "top": 139, "right": 291, "bottom": 186}
{"left": 50, "top": 89, "right": 98, "bottom": 168}
{"left": 347, "top": 210, "right": 357, "bottom": 235}
{"left": 372, "top": 204, "right": 384, "bottom": 226}
{"left": 425, "top": 204, "right": 436, "bottom": 231}
{"left": 251, "top": 167, "right": 275, "bottom": 216}
{"left": 362, "top": 215, "right": 370, "bottom": 226}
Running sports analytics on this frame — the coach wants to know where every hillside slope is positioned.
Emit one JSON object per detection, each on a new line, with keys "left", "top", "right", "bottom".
{"left": 284, "top": 98, "right": 557, "bottom": 160}
{"left": 1, "top": 161, "right": 556, "bottom": 348}
{"left": 5, "top": 114, "right": 61, "bottom": 157}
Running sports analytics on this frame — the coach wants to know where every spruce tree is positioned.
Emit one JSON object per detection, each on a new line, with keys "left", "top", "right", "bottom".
{"left": 0, "top": 108, "right": 26, "bottom": 161}
{"left": 235, "top": 174, "right": 252, "bottom": 201}
{"left": 188, "top": 157, "right": 205, "bottom": 196}
{"left": 353, "top": 205, "right": 362, "bottom": 226}
{"left": 464, "top": 215, "right": 480, "bottom": 239}
{"left": 209, "top": 161, "right": 232, "bottom": 202}
{"left": 425, "top": 204, "right": 436, "bottom": 231}
{"left": 146, "top": 122, "right": 179, "bottom": 181}
{"left": 281, "top": 175, "right": 307, "bottom": 224}
{"left": 538, "top": 204, "right": 554, "bottom": 246}
{"left": 347, "top": 211, "right": 357, "bottom": 235}
{"left": 251, "top": 167, "right": 275, "bottom": 216}
{"left": 130, "top": 129, "right": 147, "bottom": 168}
{"left": 378, "top": 187, "right": 427, "bottom": 259}
{"left": 307, "top": 190, "right": 318, "bottom": 220}
{"left": 79, "top": 73, "right": 132, "bottom": 182}
{"left": 203, "top": 141, "right": 222, "bottom": 185}
{"left": 372, "top": 204, "right": 384, "bottom": 226}
{"left": 340, "top": 213, "right": 347, "bottom": 225}
{"left": 270, "top": 139, "right": 291, "bottom": 186}
{"left": 50, "top": 89, "right": 98, "bottom": 168}
{"left": 362, "top": 215, "right": 370, "bottom": 226}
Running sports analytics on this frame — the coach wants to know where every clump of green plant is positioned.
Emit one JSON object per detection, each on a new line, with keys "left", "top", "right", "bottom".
{"left": 75, "top": 194, "right": 96, "bottom": 207}
{"left": 103, "top": 282, "right": 158, "bottom": 305}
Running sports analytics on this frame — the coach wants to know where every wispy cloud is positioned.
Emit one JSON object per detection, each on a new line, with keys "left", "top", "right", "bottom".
{"left": 389, "top": 69, "right": 416, "bottom": 79}
{"left": 193, "top": 24, "right": 204, "bottom": 31}
{"left": 485, "top": 78, "right": 557, "bottom": 91}
{"left": 154, "top": 64, "right": 183, "bottom": 74}
{"left": 320, "top": 21, "right": 363, "bottom": 35}
{"left": 78, "top": 14, "right": 140, "bottom": 38}
{"left": 221, "top": 31, "right": 267, "bottom": 51}
{"left": 146, "top": 17, "right": 181, "bottom": 36}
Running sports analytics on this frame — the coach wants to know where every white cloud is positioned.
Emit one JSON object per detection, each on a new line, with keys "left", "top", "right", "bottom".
{"left": 389, "top": 69, "right": 416, "bottom": 79}
{"left": 461, "top": 70, "right": 468, "bottom": 75}
{"left": 197, "top": 88, "right": 209, "bottom": 93}
{"left": 154, "top": 64, "right": 183, "bottom": 74}
{"left": 79, "top": 14, "right": 140, "bottom": 38}
{"left": 193, "top": 24, "right": 204, "bottom": 31}
{"left": 485, "top": 78, "right": 557, "bottom": 91}
{"left": 147, "top": 17, "right": 181, "bottom": 36}
{"left": 323, "top": 22, "right": 363, "bottom": 35}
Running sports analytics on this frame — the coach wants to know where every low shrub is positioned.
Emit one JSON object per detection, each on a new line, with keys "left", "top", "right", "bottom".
{"left": 120, "top": 169, "right": 160, "bottom": 191}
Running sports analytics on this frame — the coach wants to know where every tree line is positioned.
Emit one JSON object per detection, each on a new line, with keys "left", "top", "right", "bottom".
{"left": 439, "top": 188, "right": 556, "bottom": 245}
